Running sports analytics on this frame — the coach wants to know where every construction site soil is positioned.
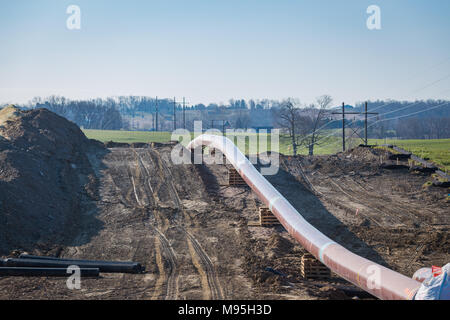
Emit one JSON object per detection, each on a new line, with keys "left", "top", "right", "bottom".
{"left": 0, "top": 107, "right": 448, "bottom": 300}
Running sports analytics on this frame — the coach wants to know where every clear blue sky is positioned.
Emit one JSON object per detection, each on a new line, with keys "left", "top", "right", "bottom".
{"left": 1, "top": 0, "right": 449, "bottom": 106}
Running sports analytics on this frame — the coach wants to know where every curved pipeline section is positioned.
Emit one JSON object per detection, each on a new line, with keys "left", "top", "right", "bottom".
{"left": 187, "top": 134, "right": 422, "bottom": 300}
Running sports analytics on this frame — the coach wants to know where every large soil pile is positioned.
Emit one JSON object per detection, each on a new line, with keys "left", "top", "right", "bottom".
{"left": 0, "top": 106, "right": 103, "bottom": 255}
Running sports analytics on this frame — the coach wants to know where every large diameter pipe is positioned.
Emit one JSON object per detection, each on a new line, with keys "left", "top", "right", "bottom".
{"left": 187, "top": 134, "right": 422, "bottom": 300}
{"left": 19, "top": 254, "right": 143, "bottom": 268}
{"left": 3, "top": 258, "right": 142, "bottom": 274}
{"left": 0, "top": 267, "right": 100, "bottom": 277}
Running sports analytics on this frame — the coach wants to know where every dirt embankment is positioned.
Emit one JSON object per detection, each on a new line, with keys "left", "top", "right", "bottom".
{"left": 0, "top": 106, "right": 104, "bottom": 256}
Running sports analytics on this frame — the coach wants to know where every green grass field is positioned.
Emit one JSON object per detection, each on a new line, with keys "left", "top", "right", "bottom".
{"left": 82, "top": 129, "right": 344, "bottom": 156}
{"left": 82, "top": 130, "right": 449, "bottom": 171}
{"left": 369, "top": 139, "right": 450, "bottom": 173}
{"left": 82, "top": 129, "right": 173, "bottom": 144}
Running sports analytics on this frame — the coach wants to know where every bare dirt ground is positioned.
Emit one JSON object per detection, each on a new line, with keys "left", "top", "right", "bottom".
{"left": 0, "top": 110, "right": 448, "bottom": 300}
{"left": 1, "top": 143, "right": 447, "bottom": 300}
{"left": 280, "top": 147, "right": 449, "bottom": 276}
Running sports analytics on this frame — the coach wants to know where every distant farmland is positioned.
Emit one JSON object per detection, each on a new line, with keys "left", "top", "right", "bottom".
{"left": 82, "top": 129, "right": 173, "bottom": 144}
{"left": 82, "top": 130, "right": 449, "bottom": 171}
{"left": 82, "top": 129, "right": 345, "bottom": 155}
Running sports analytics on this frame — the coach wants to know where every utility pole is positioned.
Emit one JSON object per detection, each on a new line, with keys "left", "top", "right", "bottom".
{"left": 362, "top": 102, "right": 378, "bottom": 146}
{"left": 342, "top": 103, "right": 345, "bottom": 152}
{"left": 331, "top": 102, "right": 351, "bottom": 151}
{"left": 333, "top": 101, "right": 379, "bottom": 151}
{"left": 173, "top": 97, "right": 177, "bottom": 131}
{"left": 365, "top": 102, "right": 368, "bottom": 146}
{"left": 183, "top": 97, "right": 186, "bottom": 129}
{"left": 155, "top": 96, "right": 159, "bottom": 132}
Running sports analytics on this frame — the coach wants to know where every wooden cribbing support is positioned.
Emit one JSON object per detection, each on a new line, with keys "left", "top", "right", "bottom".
{"left": 301, "top": 253, "right": 331, "bottom": 279}
{"left": 259, "top": 207, "right": 281, "bottom": 227}
{"left": 228, "top": 168, "right": 247, "bottom": 186}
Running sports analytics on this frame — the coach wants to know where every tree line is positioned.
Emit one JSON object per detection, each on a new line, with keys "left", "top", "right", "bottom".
{"left": 6, "top": 96, "right": 448, "bottom": 146}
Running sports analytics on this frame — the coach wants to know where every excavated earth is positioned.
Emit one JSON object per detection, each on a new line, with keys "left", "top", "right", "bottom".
{"left": 0, "top": 107, "right": 448, "bottom": 300}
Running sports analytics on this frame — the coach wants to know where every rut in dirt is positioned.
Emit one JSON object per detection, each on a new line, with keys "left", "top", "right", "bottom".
{"left": 149, "top": 148, "right": 225, "bottom": 299}
{"left": 118, "top": 147, "right": 224, "bottom": 300}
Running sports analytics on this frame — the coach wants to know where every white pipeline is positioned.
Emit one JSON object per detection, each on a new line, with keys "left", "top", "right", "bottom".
{"left": 187, "top": 134, "right": 422, "bottom": 300}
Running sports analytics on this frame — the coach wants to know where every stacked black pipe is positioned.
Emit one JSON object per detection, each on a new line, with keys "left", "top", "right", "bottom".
{"left": 0, "top": 254, "right": 144, "bottom": 277}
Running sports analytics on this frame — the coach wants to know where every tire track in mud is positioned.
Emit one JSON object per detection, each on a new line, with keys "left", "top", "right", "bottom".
{"left": 108, "top": 149, "right": 161, "bottom": 297}
{"left": 151, "top": 227, "right": 178, "bottom": 300}
{"left": 132, "top": 149, "right": 180, "bottom": 300}
{"left": 181, "top": 227, "right": 224, "bottom": 300}
{"left": 300, "top": 159, "right": 448, "bottom": 274}
{"left": 151, "top": 235, "right": 166, "bottom": 300}
{"left": 150, "top": 149, "right": 183, "bottom": 210}
{"left": 327, "top": 179, "right": 384, "bottom": 227}
{"left": 288, "top": 158, "right": 385, "bottom": 228}
{"left": 112, "top": 147, "right": 224, "bottom": 300}
{"left": 144, "top": 149, "right": 168, "bottom": 207}
{"left": 323, "top": 163, "right": 436, "bottom": 228}
{"left": 297, "top": 162, "right": 383, "bottom": 228}
{"left": 342, "top": 176, "right": 437, "bottom": 224}
{"left": 336, "top": 174, "right": 443, "bottom": 229}
{"left": 103, "top": 151, "right": 136, "bottom": 208}
{"left": 101, "top": 149, "right": 177, "bottom": 300}
{"left": 150, "top": 149, "right": 225, "bottom": 300}
{"left": 333, "top": 170, "right": 448, "bottom": 274}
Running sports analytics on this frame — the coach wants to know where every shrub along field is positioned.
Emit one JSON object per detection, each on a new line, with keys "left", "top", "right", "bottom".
{"left": 82, "top": 130, "right": 449, "bottom": 171}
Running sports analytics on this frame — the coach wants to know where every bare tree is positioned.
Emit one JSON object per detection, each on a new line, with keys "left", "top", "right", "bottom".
{"left": 297, "top": 95, "right": 333, "bottom": 155}
{"left": 234, "top": 110, "right": 250, "bottom": 129}
{"left": 273, "top": 99, "right": 301, "bottom": 155}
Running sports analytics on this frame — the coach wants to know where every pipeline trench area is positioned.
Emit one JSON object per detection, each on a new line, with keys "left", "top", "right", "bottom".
{"left": 0, "top": 143, "right": 448, "bottom": 300}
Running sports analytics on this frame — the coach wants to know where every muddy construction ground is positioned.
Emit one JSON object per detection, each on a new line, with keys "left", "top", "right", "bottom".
{"left": 1, "top": 137, "right": 448, "bottom": 300}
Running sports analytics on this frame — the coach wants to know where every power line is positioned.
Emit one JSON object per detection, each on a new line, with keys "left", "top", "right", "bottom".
{"left": 332, "top": 102, "right": 378, "bottom": 151}
{"left": 294, "top": 69, "right": 450, "bottom": 145}
{"left": 295, "top": 71, "right": 447, "bottom": 144}
{"left": 411, "top": 72, "right": 450, "bottom": 95}
{"left": 364, "top": 70, "right": 450, "bottom": 114}
{"left": 365, "top": 100, "right": 423, "bottom": 121}
{"left": 366, "top": 101, "right": 450, "bottom": 130}
{"left": 326, "top": 70, "right": 450, "bottom": 132}
{"left": 311, "top": 101, "right": 449, "bottom": 152}
{"left": 408, "top": 56, "right": 450, "bottom": 80}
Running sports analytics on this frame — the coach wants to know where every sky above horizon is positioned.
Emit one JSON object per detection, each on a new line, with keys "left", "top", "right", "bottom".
{"left": 1, "top": 0, "right": 449, "bottom": 107}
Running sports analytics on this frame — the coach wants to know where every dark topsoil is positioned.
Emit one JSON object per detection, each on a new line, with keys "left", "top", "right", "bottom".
{"left": 0, "top": 106, "right": 104, "bottom": 255}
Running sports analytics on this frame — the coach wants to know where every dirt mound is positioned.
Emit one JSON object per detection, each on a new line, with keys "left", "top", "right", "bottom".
{"left": 0, "top": 106, "right": 104, "bottom": 255}
{"left": 267, "top": 233, "right": 294, "bottom": 256}
{"left": 318, "top": 286, "right": 350, "bottom": 300}
{"left": 345, "top": 146, "right": 389, "bottom": 162}
{"left": 296, "top": 146, "right": 392, "bottom": 176}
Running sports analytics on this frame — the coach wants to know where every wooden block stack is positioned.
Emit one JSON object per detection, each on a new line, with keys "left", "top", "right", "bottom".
{"left": 259, "top": 207, "right": 280, "bottom": 227}
{"left": 301, "top": 253, "right": 331, "bottom": 279}
{"left": 228, "top": 168, "right": 247, "bottom": 186}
